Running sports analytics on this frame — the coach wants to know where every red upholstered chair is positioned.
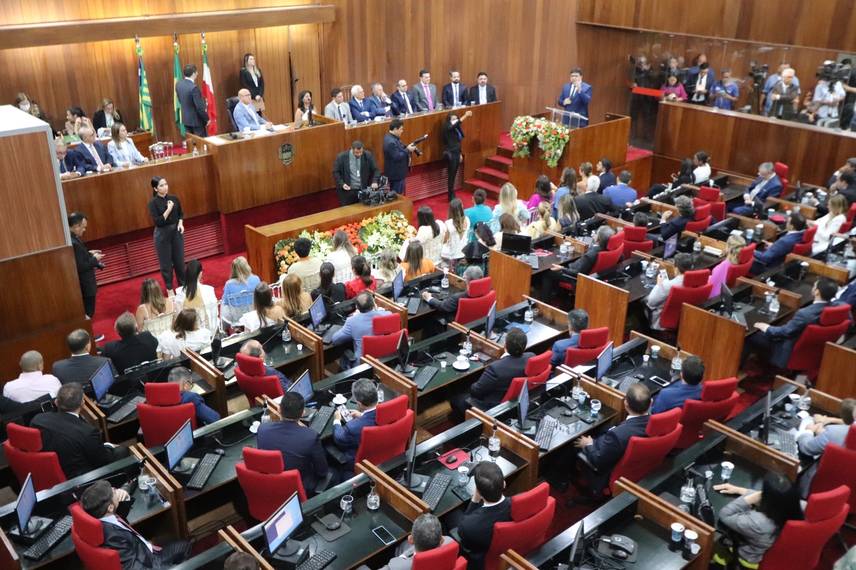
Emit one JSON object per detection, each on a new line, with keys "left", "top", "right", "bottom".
{"left": 564, "top": 327, "right": 610, "bottom": 367}
{"left": 838, "top": 203, "right": 856, "bottom": 233}
{"left": 608, "top": 407, "right": 683, "bottom": 495}
{"left": 590, "top": 232, "right": 624, "bottom": 275}
{"left": 809, "top": 425, "right": 856, "bottom": 516}
{"left": 786, "top": 304, "right": 852, "bottom": 377}
{"left": 412, "top": 540, "right": 467, "bottom": 570}
{"left": 698, "top": 186, "right": 721, "bottom": 203}
{"left": 372, "top": 313, "right": 402, "bottom": 335}
{"left": 70, "top": 503, "right": 122, "bottom": 570}
{"left": 136, "top": 383, "right": 196, "bottom": 447}
{"left": 658, "top": 269, "right": 712, "bottom": 331}
{"left": 791, "top": 225, "right": 817, "bottom": 256}
{"left": 3, "top": 423, "right": 66, "bottom": 491}
{"left": 236, "top": 448, "right": 306, "bottom": 521}
{"left": 622, "top": 226, "right": 654, "bottom": 259}
{"left": 485, "top": 482, "right": 556, "bottom": 570}
{"left": 726, "top": 243, "right": 757, "bottom": 286}
{"left": 759, "top": 485, "right": 850, "bottom": 570}
{"left": 376, "top": 395, "right": 409, "bottom": 425}
{"left": 235, "top": 352, "right": 284, "bottom": 407}
{"left": 467, "top": 276, "right": 493, "bottom": 297}
{"left": 674, "top": 377, "right": 739, "bottom": 449}
{"left": 364, "top": 313, "right": 408, "bottom": 359}
{"left": 355, "top": 396, "right": 414, "bottom": 465}
{"left": 708, "top": 201, "right": 726, "bottom": 223}
{"left": 773, "top": 161, "right": 790, "bottom": 189}
{"left": 685, "top": 203, "right": 712, "bottom": 233}
{"left": 455, "top": 290, "right": 496, "bottom": 325}
{"left": 501, "top": 350, "right": 552, "bottom": 402}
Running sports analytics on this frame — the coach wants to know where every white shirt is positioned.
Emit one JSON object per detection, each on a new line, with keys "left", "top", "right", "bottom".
{"left": 479, "top": 85, "right": 487, "bottom": 104}
{"left": 174, "top": 283, "right": 219, "bottom": 330}
{"left": 100, "top": 514, "right": 154, "bottom": 552}
{"left": 238, "top": 311, "right": 281, "bottom": 333}
{"left": 157, "top": 328, "right": 212, "bottom": 358}
{"left": 693, "top": 163, "right": 711, "bottom": 184}
{"left": 400, "top": 224, "right": 447, "bottom": 265}
{"left": 812, "top": 213, "right": 846, "bottom": 254}
{"left": 442, "top": 218, "right": 471, "bottom": 260}
{"left": 452, "top": 83, "right": 461, "bottom": 106}
{"left": 324, "top": 248, "right": 354, "bottom": 283}
{"left": 2, "top": 371, "right": 61, "bottom": 403}
{"left": 481, "top": 496, "right": 506, "bottom": 508}
{"left": 400, "top": 91, "right": 413, "bottom": 114}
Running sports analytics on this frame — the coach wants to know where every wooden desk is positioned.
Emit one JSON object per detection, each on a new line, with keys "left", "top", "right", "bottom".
{"left": 245, "top": 196, "right": 413, "bottom": 283}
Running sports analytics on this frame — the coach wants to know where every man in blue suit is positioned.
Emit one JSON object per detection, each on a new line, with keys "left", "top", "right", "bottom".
{"left": 257, "top": 391, "right": 331, "bottom": 494}
{"left": 366, "top": 83, "right": 392, "bottom": 119}
{"left": 602, "top": 170, "right": 638, "bottom": 208}
{"left": 731, "top": 162, "right": 783, "bottom": 216}
{"left": 167, "top": 367, "right": 220, "bottom": 425}
{"left": 76, "top": 126, "right": 114, "bottom": 172}
{"left": 233, "top": 89, "right": 272, "bottom": 131}
{"left": 382, "top": 119, "right": 417, "bottom": 195}
{"left": 441, "top": 70, "right": 467, "bottom": 108}
{"left": 751, "top": 213, "right": 806, "bottom": 274}
{"left": 837, "top": 279, "right": 856, "bottom": 308}
{"left": 651, "top": 356, "right": 704, "bottom": 414}
{"left": 750, "top": 278, "right": 843, "bottom": 368}
{"left": 550, "top": 309, "right": 589, "bottom": 367}
{"left": 332, "top": 378, "right": 378, "bottom": 464}
{"left": 348, "top": 84, "right": 373, "bottom": 123}
{"left": 390, "top": 79, "right": 416, "bottom": 116}
{"left": 331, "top": 292, "right": 391, "bottom": 367}
{"left": 556, "top": 68, "right": 592, "bottom": 127}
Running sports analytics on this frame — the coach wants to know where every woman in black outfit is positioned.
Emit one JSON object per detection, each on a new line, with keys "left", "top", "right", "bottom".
{"left": 148, "top": 177, "right": 185, "bottom": 293}
{"left": 239, "top": 53, "right": 265, "bottom": 114}
{"left": 310, "top": 262, "right": 346, "bottom": 307}
{"left": 647, "top": 157, "right": 694, "bottom": 199}
{"left": 442, "top": 110, "right": 473, "bottom": 200}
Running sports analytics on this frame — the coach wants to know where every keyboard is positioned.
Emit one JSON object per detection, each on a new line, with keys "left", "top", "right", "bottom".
{"left": 186, "top": 452, "right": 222, "bottom": 490}
{"left": 22, "top": 515, "right": 71, "bottom": 560}
{"left": 534, "top": 415, "right": 559, "bottom": 450}
{"left": 413, "top": 365, "right": 439, "bottom": 390}
{"left": 297, "top": 549, "right": 337, "bottom": 570}
{"left": 309, "top": 406, "right": 335, "bottom": 433}
{"left": 772, "top": 429, "right": 798, "bottom": 456}
{"left": 421, "top": 473, "right": 452, "bottom": 511}
{"left": 321, "top": 324, "right": 343, "bottom": 344}
{"left": 107, "top": 395, "right": 145, "bottom": 424}
{"left": 406, "top": 296, "right": 422, "bottom": 315}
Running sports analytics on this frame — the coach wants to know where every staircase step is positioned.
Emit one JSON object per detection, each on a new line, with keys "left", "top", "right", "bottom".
{"left": 486, "top": 155, "right": 512, "bottom": 172}
{"left": 464, "top": 178, "right": 501, "bottom": 197}
{"left": 497, "top": 145, "right": 514, "bottom": 159}
{"left": 476, "top": 166, "right": 509, "bottom": 186}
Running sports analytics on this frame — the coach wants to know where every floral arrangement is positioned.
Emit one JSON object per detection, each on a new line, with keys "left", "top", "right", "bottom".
{"left": 275, "top": 210, "right": 413, "bottom": 276}
{"left": 509, "top": 115, "right": 571, "bottom": 168}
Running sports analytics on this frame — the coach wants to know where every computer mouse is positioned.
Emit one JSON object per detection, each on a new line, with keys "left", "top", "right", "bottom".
{"left": 214, "top": 448, "right": 225, "bottom": 456}
{"left": 561, "top": 409, "right": 575, "bottom": 418}
{"left": 445, "top": 455, "right": 458, "bottom": 465}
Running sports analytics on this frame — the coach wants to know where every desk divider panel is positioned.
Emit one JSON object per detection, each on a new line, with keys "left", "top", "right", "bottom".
{"left": 676, "top": 305, "right": 744, "bottom": 381}
{"left": 287, "top": 319, "right": 324, "bottom": 382}
{"left": 499, "top": 549, "right": 538, "bottom": 570}
{"left": 362, "top": 355, "right": 417, "bottom": 412}
{"left": 595, "top": 214, "right": 632, "bottom": 230}
{"left": 130, "top": 444, "right": 188, "bottom": 539}
{"left": 356, "top": 460, "right": 429, "bottom": 521}
{"left": 0, "top": 527, "right": 19, "bottom": 570}
{"left": 219, "top": 526, "right": 274, "bottom": 570}
{"left": 736, "top": 277, "right": 803, "bottom": 310}
{"left": 184, "top": 349, "right": 228, "bottom": 418}
{"left": 784, "top": 253, "right": 850, "bottom": 285}
{"left": 370, "top": 292, "right": 408, "bottom": 331}
{"left": 614, "top": 478, "right": 715, "bottom": 570}
{"left": 576, "top": 275, "right": 630, "bottom": 347}
{"left": 641, "top": 198, "right": 678, "bottom": 216}
{"left": 465, "top": 408, "right": 539, "bottom": 492}
{"left": 523, "top": 295, "right": 567, "bottom": 329}
{"left": 448, "top": 323, "right": 504, "bottom": 358}
{"left": 727, "top": 214, "right": 779, "bottom": 241}
{"left": 489, "top": 250, "right": 532, "bottom": 310}
{"left": 773, "top": 375, "right": 843, "bottom": 416}
{"left": 705, "top": 421, "right": 799, "bottom": 482}
{"left": 816, "top": 342, "right": 856, "bottom": 399}
{"left": 766, "top": 197, "right": 817, "bottom": 219}
{"left": 81, "top": 394, "right": 111, "bottom": 443}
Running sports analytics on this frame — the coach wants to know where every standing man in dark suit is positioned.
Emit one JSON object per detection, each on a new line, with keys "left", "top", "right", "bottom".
{"left": 454, "top": 461, "right": 511, "bottom": 570}
{"left": 557, "top": 68, "right": 593, "bottom": 127}
{"left": 68, "top": 212, "right": 103, "bottom": 320}
{"left": 442, "top": 70, "right": 467, "bottom": 108}
{"left": 332, "top": 140, "right": 380, "bottom": 206}
{"left": 31, "top": 383, "right": 128, "bottom": 478}
{"left": 80, "top": 480, "right": 190, "bottom": 568}
{"left": 466, "top": 72, "right": 498, "bottom": 105}
{"left": 175, "top": 64, "right": 209, "bottom": 136}
{"left": 750, "top": 213, "right": 806, "bottom": 274}
{"left": 730, "top": 162, "right": 783, "bottom": 216}
{"left": 55, "top": 140, "right": 84, "bottom": 179}
{"left": 410, "top": 69, "right": 438, "bottom": 112}
{"left": 257, "top": 392, "right": 332, "bottom": 494}
{"left": 390, "top": 80, "right": 416, "bottom": 117}
{"left": 52, "top": 329, "right": 113, "bottom": 385}
{"left": 332, "top": 378, "right": 378, "bottom": 465}
{"left": 101, "top": 312, "right": 157, "bottom": 374}
{"left": 383, "top": 119, "right": 418, "bottom": 195}
{"left": 750, "top": 279, "right": 843, "bottom": 368}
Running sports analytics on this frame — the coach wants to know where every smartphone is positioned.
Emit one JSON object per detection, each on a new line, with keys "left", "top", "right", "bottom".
{"left": 372, "top": 525, "right": 397, "bottom": 546}
{"left": 337, "top": 405, "right": 353, "bottom": 422}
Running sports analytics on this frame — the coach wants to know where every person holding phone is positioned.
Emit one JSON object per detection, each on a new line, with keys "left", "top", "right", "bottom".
{"left": 147, "top": 176, "right": 185, "bottom": 294}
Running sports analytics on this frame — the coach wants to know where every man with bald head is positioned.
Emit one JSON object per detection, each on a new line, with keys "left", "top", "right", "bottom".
{"left": 768, "top": 67, "right": 801, "bottom": 120}
{"left": 55, "top": 139, "right": 84, "bottom": 178}
{"left": 3, "top": 351, "right": 61, "bottom": 403}
{"left": 76, "top": 125, "right": 114, "bottom": 172}
{"left": 240, "top": 339, "right": 290, "bottom": 392}
{"left": 233, "top": 88, "right": 272, "bottom": 131}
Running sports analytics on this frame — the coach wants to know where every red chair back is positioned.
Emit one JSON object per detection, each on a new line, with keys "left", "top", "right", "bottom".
{"left": 773, "top": 161, "right": 789, "bottom": 189}
{"left": 675, "top": 377, "right": 739, "bottom": 449}
{"left": 564, "top": 327, "right": 610, "bottom": 366}
{"left": 467, "top": 277, "right": 493, "bottom": 297}
{"left": 455, "top": 290, "right": 496, "bottom": 325}
{"left": 412, "top": 540, "right": 467, "bottom": 570}
{"left": 501, "top": 351, "right": 552, "bottom": 402}
{"left": 759, "top": 485, "right": 850, "bottom": 570}
{"left": 235, "top": 353, "right": 284, "bottom": 406}
{"left": 356, "top": 409, "right": 415, "bottom": 465}
{"left": 609, "top": 408, "right": 682, "bottom": 494}
{"left": 791, "top": 225, "right": 817, "bottom": 256}
{"left": 372, "top": 313, "right": 402, "bottom": 335}
{"left": 787, "top": 304, "right": 852, "bottom": 374}
{"left": 3, "top": 423, "right": 66, "bottom": 491}
{"left": 137, "top": 383, "right": 196, "bottom": 447}
{"left": 726, "top": 243, "right": 757, "bottom": 286}
{"left": 364, "top": 330, "right": 407, "bottom": 359}
{"left": 809, "top": 424, "right": 856, "bottom": 514}
{"left": 486, "top": 483, "right": 556, "bottom": 570}
{"left": 708, "top": 201, "right": 726, "bottom": 222}
{"left": 592, "top": 246, "right": 623, "bottom": 275}
{"left": 659, "top": 269, "right": 712, "bottom": 330}
{"left": 376, "top": 395, "right": 409, "bottom": 425}
{"left": 685, "top": 204, "right": 712, "bottom": 233}
{"left": 840, "top": 203, "right": 856, "bottom": 232}
{"left": 236, "top": 448, "right": 307, "bottom": 521}
{"left": 70, "top": 503, "right": 122, "bottom": 570}
{"left": 698, "top": 186, "right": 721, "bottom": 202}
{"left": 623, "top": 226, "right": 654, "bottom": 259}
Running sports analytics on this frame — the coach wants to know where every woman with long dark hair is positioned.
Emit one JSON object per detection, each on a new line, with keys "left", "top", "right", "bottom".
{"left": 344, "top": 255, "right": 377, "bottom": 298}
{"left": 239, "top": 53, "right": 265, "bottom": 114}
{"left": 175, "top": 259, "right": 218, "bottom": 330}
{"left": 311, "top": 262, "right": 346, "bottom": 305}
{"left": 156, "top": 308, "right": 211, "bottom": 358}
{"left": 442, "top": 110, "right": 473, "bottom": 201}
{"left": 401, "top": 241, "right": 435, "bottom": 280}
{"left": 238, "top": 282, "right": 285, "bottom": 332}
{"left": 295, "top": 90, "right": 314, "bottom": 125}
{"left": 148, "top": 176, "right": 185, "bottom": 293}
{"left": 401, "top": 206, "right": 446, "bottom": 265}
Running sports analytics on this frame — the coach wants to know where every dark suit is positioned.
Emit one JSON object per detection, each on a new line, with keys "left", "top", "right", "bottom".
{"left": 239, "top": 68, "right": 265, "bottom": 100}
{"left": 469, "top": 353, "right": 535, "bottom": 410}
{"left": 101, "top": 519, "right": 190, "bottom": 569}
{"left": 71, "top": 233, "right": 100, "bottom": 317}
{"left": 574, "top": 192, "right": 616, "bottom": 220}
{"left": 349, "top": 97, "right": 373, "bottom": 123}
{"left": 839, "top": 280, "right": 856, "bottom": 308}
{"left": 751, "top": 230, "right": 804, "bottom": 274}
{"left": 660, "top": 215, "right": 692, "bottom": 241}
{"left": 557, "top": 81, "right": 593, "bottom": 126}
{"left": 175, "top": 77, "right": 209, "bottom": 135}
{"left": 332, "top": 150, "right": 381, "bottom": 205}
{"left": 52, "top": 354, "right": 113, "bottom": 386}
{"left": 101, "top": 332, "right": 158, "bottom": 374}
{"left": 753, "top": 301, "right": 837, "bottom": 368}
{"left": 410, "top": 82, "right": 438, "bottom": 112}
{"left": 442, "top": 120, "right": 465, "bottom": 199}
{"left": 427, "top": 291, "right": 467, "bottom": 320}
{"left": 561, "top": 246, "right": 601, "bottom": 279}
{"left": 76, "top": 141, "right": 115, "bottom": 171}
{"left": 458, "top": 497, "right": 511, "bottom": 570}
{"left": 466, "top": 84, "right": 497, "bottom": 105}
{"left": 92, "top": 110, "right": 121, "bottom": 132}
{"left": 731, "top": 175, "right": 783, "bottom": 216}
{"left": 257, "top": 419, "right": 330, "bottom": 493}
{"left": 30, "top": 411, "right": 123, "bottom": 478}
{"left": 383, "top": 133, "right": 410, "bottom": 194}
{"left": 332, "top": 408, "right": 377, "bottom": 463}
{"left": 58, "top": 150, "right": 85, "bottom": 176}
{"left": 366, "top": 95, "right": 392, "bottom": 119}
{"left": 582, "top": 414, "right": 649, "bottom": 493}
{"left": 597, "top": 171, "right": 617, "bottom": 192}
{"left": 390, "top": 90, "right": 416, "bottom": 116}
{"left": 442, "top": 82, "right": 468, "bottom": 107}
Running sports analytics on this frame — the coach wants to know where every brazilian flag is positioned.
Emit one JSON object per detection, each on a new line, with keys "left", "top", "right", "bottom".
{"left": 173, "top": 39, "right": 185, "bottom": 137}
{"left": 136, "top": 39, "right": 154, "bottom": 134}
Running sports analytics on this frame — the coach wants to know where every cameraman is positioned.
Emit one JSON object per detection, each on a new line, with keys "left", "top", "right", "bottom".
{"left": 68, "top": 212, "right": 104, "bottom": 321}
{"left": 839, "top": 59, "right": 856, "bottom": 130}
{"left": 805, "top": 62, "right": 846, "bottom": 127}
{"left": 332, "top": 140, "right": 379, "bottom": 206}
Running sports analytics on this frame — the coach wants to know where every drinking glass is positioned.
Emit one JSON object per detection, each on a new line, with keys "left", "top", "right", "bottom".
{"left": 340, "top": 494, "right": 354, "bottom": 516}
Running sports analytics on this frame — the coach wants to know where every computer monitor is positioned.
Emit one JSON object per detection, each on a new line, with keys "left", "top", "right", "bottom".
{"left": 263, "top": 492, "right": 303, "bottom": 556}
{"left": 90, "top": 361, "right": 115, "bottom": 403}
{"left": 393, "top": 270, "right": 404, "bottom": 302}
{"left": 396, "top": 331, "right": 414, "bottom": 374}
{"left": 761, "top": 391, "right": 772, "bottom": 445}
{"left": 308, "top": 294, "right": 327, "bottom": 329}
{"left": 596, "top": 342, "right": 614, "bottom": 382}
{"left": 663, "top": 235, "right": 678, "bottom": 259}
{"left": 485, "top": 301, "right": 497, "bottom": 340}
{"left": 165, "top": 419, "right": 194, "bottom": 471}
{"left": 569, "top": 521, "right": 586, "bottom": 569}
{"left": 15, "top": 473, "right": 36, "bottom": 534}
{"left": 518, "top": 380, "right": 530, "bottom": 432}
{"left": 287, "top": 369, "right": 314, "bottom": 403}
{"left": 501, "top": 233, "right": 532, "bottom": 256}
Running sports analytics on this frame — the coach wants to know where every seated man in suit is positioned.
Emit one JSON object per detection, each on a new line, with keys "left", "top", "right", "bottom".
{"left": 442, "top": 70, "right": 468, "bottom": 108}
{"left": 80, "top": 480, "right": 190, "bottom": 568}
{"left": 573, "top": 190, "right": 617, "bottom": 222}
{"left": 239, "top": 339, "right": 291, "bottom": 393}
{"left": 332, "top": 140, "right": 380, "bottom": 206}
{"left": 646, "top": 253, "right": 693, "bottom": 330}
{"left": 362, "top": 513, "right": 454, "bottom": 570}
{"left": 837, "top": 278, "right": 856, "bottom": 308}
{"left": 332, "top": 292, "right": 391, "bottom": 367}
{"left": 651, "top": 355, "right": 704, "bottom": 413}
{"left": 796, "top": 398, "right": 856, "bottom": 496}
{"left": 420, "top": 265, "right": 484, "bottom": 321}
{"left": 31, "top": 383, "right": 128, "bottom": 478}
{"left": 2, "top": 350, "right": 61, "bottom": 404}
{"left": 555, "top": 225, "right": 615, "bottom": 280}
{"left": 749, "top": 278, "right": 843, "bottom": 368}
{"left": 366, "top": 82, "right": 393, "bottom": 119}
{"left": 410, "top": 69, "right": 438, "bottom": 112}
{"left": 573, "top": 383, "right": 651, "bottom": 498}
{"left": 257, "top": 391, "right": 331, "bottom": 494}
{"left": 454, "top": 461, "right": 511, "bottom": 570}
{"left": 391, "top": 79, "right": 416, "bottom": 116}
{"left": 659, "top": 196, "right": 695, "bottom": 241}
{"left": 55, "top": 139, "right": 84, "bottom": 179}
{"left": 75, "top": 125, "right": 114, "bottom": 172}
{"left": 233, "top": 88, "right": 272, "bottom": 131}
{"left": 332, "top": 378, "right": 378, "bottom": 465}
{"left": 101, "top": 312, "right": 157, "bottom": 375}
{"left": 556, "top": 68, "right": 592, "bottom": 126}
{"left": 750, "top": 212, "right": 806, "bottom": 274}
{"left": 730, "top": 162, "right": 783, "bottom": 216}
{"left": 467, "top": 72, "right": 498, "bottom": 105}
{"left": 52, "top": 329, "right": 114, "bottom": 385}
{"left": 602, "top": 170, "right": 638, "bottom": 209}
{"left": 225, "top": 552, "right": 259, "bottom": 570}
{"left": 324, "top": 87, "right": 354, "bottom": 123}
{"left": 166, "top": 366, "right": 220, "bottom": 426}
{"left": 550, "top": 309, "right": 589, "bottom": 367}
{"left": 349, "top": 84, "right": 373, "bottom": 123}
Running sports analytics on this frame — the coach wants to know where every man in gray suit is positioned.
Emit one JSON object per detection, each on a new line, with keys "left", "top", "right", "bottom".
{"left": 361, "top": 514, "right": 453, "bottom": 570}
{"left": 324, "top": 87, "right": 354, "bottom": 123}
{"left": 409, "top": 69, "right": 438, "bottom": 112}
{"left": 175, "top": 64, "right": 209, "bottom": 136}
{"left": 797, "top": 398, "right": 855, "bottom": 496}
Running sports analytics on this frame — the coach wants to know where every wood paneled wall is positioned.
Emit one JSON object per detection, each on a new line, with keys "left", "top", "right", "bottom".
{"left": 578, "top": 0, "right": 856, "bottom": 52}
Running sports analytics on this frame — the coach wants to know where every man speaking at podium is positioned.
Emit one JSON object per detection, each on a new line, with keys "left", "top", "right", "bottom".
{"left": 557, "top": 67, "right": 592, "bottom": 127}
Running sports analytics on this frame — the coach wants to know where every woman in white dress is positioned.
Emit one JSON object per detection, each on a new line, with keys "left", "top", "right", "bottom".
{"left": 811, "top": 194, "right": 848, "bottom": 254}
{"left": 294, "top": 90, "right": 314, "bottom": 124}
{"left": 442, "top": 199, "right": 470, "bottom": 272}
{"left": 400, "top": 206, "right": 446, "bottom": 265}
{"left": 489, "top": 183, "right": 530, "bottom": 232}
{"left": 324, "top": 230, "right": 357, "bottom": 283}
{"left": 157, "top": 308, "right": 211, "bottom": 358}
{"left": 174, "top": 259, "right": 219, "bottom": 331}
{"left": 107, "top": 123, "right": 148, "bottom": 166}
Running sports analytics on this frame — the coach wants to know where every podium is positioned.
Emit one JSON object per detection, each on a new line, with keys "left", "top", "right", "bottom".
{"left": 545, "top": 106, "right": 588, "bottom": 129}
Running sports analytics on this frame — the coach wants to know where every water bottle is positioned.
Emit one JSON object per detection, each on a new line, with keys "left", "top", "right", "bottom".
{"left": 845, "top": 240, "right": 854, "bottom": 259}
{"left": 366, "top": 484, "right": 380, "bottom": 511}
{"left": 281, "top": 325, "right": 292, "bottom": 343}
{"left": 679, "top": 477, "right": 697, "bottom": 506}
{"left": 764, "top": 291, "right": 774, "bottom": 314}
{"left": 202, "top": 144, "right": 208, "bottom": 154}
{"left": 769, "top": 294, "right": 780, "bottom": 315}
{"left": 524, "top": 300, "right": 534, "bottom": 324}
{"left": 441, "top": 268, "right": 449, "bottom": 289}
{"left": 261, "top": 409, "right": 271, "bottom": 424}
{"left": 463, "top": 332, "right": 472, "bottom": 355}
{"left": 671, "top": 352, "right": 683, "bottom": 372}
{"left": 692, "top": 240, "right": 702, "bottom": 255}
{"left": 488, "top": 424, "right": 501, "bottom": 462}
{"left": 191, "top": 143, "right": 199, "bottom": 157}
{"left": 645, "top": 260, "right": 656, "bottom": 280}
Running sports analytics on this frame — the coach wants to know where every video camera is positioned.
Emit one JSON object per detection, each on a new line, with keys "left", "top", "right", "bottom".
{"left": 357, "top": 176, "right": 398, "bottom": 206}
{"left": 817, "top": 60, "right": 851, "bottom": 82}
{"left": 748, "top": 61, "right": 769, "bottom": 87}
